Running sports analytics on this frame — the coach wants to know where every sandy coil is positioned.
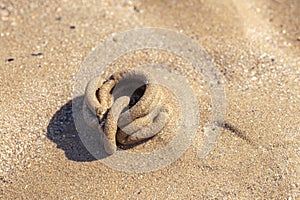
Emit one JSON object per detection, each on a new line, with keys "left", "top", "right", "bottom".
{"left": 83, "top": 70, "right": 169, "bottom": 154}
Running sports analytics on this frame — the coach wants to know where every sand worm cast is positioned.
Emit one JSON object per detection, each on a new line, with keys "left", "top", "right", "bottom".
{"left": 74, "top": 28, "right": 225, "bottom": 172}
{"left": 83, "top": 70, "right": 168, "bottom": 154}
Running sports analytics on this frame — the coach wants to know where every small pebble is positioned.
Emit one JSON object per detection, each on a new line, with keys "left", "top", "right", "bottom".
{"left": 31, "top": 53, "right": 43, "bottom": 57}
{"left": 6, "top": 58, "right": 14, "bottom": 62}
{"left": 133, "top": 5, "right": 139, "bottom": 12}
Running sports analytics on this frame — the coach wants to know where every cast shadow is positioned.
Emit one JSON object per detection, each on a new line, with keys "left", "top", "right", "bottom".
{"left": 47, "top": 96, "right": 98, "bottom": 162}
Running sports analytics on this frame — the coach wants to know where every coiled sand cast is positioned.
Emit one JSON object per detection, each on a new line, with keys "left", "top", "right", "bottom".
{"left": 82, "top": 70, "right": 171, "bottom": 155}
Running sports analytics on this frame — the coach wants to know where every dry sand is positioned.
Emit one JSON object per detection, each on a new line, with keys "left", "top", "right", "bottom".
{"left": 0, "top": 0, "right": 299, "bottom": 199}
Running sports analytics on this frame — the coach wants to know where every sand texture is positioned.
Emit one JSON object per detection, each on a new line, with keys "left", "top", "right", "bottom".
{"left": 0, "top": 0, "right": 299, "bottom": 199}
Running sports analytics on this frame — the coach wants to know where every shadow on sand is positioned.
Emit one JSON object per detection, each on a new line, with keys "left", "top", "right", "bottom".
{"left": 47, "top": 96, "right": 97, "bottom": 162}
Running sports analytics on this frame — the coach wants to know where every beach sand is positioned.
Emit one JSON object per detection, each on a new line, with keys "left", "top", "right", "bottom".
{"left": 1, "top": 0, "right": 299, "bottom": 199}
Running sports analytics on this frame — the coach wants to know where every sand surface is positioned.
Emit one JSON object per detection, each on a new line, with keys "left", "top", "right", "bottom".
{"left": 1, "top": 0, "right": 299, "bottom": 199}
